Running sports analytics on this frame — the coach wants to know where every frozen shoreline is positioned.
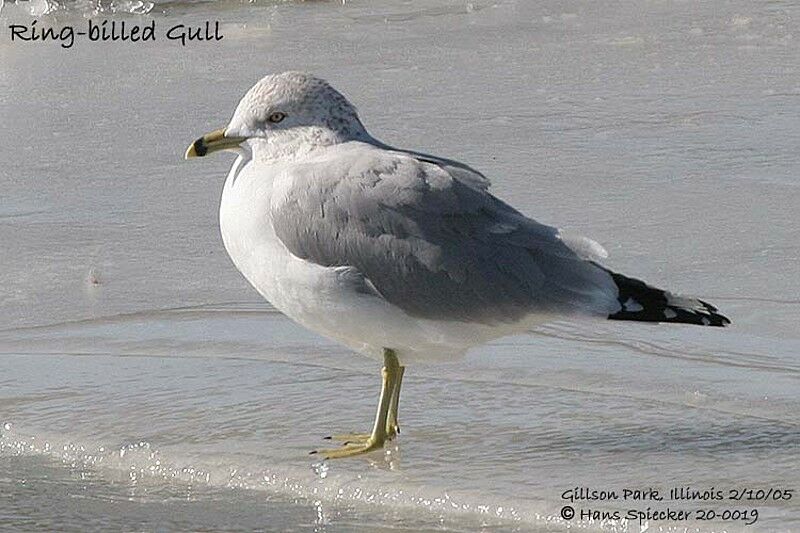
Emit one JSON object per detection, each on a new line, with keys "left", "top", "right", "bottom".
{"left": 2, "top": 0, "right": 799, "bottom": 530}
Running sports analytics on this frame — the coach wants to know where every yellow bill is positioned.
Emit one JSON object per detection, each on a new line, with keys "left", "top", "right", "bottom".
{"left": 185, "top": 128, "right": 246, "bottom": 159}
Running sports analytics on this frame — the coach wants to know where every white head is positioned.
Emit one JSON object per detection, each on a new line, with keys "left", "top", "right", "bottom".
{"left": 185, "top": 72, "right": 370, "bottom": 160}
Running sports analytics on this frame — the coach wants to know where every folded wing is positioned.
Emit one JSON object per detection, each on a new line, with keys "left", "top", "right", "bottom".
{"left": 270, "top": 144, "right": 620, "bottom": 324}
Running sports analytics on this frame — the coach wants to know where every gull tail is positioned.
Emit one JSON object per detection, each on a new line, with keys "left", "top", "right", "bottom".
{"left": 599, "top": 267, "right": 730, "bottom": 327}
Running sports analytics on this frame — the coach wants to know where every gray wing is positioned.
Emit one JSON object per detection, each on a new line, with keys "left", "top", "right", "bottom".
{"left": 372, "top": 141, "right": 492, "bottom": 192}
{"left": 271, "top": 146, "right": 619, "bottom": 324}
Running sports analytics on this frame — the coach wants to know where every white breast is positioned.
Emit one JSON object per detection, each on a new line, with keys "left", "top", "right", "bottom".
{"left": 218, "top": 155, "right": 322, "bottom": 319}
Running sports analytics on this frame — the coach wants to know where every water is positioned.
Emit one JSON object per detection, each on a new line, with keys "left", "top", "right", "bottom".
{"left": 1, "top": 0, "right": 799, "bottom": 531}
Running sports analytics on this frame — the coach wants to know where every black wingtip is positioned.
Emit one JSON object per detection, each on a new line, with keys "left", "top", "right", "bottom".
{"left": 601, "top": 267, "right": 731, "bottom": 327}
{"left": 697, "top": 299, "right": 731, "bottom": 327}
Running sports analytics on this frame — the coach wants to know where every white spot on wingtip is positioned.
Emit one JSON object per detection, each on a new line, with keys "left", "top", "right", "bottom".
{"left": 623, "top": 298, "right": 643, "bottom": 312}
{"left": 664, "top": 308, "right": 678, "bottom": 319}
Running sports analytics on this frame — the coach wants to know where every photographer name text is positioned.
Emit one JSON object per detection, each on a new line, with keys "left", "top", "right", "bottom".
{"left": 558, "top": 486, "right": 794, "bottom": 527}
{"left": 8, "top": 19, "right": 223, "bottom": 48}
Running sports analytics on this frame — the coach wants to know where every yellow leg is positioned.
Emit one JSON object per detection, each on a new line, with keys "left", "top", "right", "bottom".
{"left": 312, "top": 349, "right": 401, "bottom": 459}
{"left": 386, "top": 365, "right": 405, "bottom": 437}
{"left": 326, "top": 364, "right": 405, "bottom": 444}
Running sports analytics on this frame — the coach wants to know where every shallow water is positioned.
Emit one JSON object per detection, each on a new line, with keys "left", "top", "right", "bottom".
{"left": 1, "top": 0, "right": 799, "bottom": 531}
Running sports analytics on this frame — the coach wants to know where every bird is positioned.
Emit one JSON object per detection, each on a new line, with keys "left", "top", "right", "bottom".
{"left": 185, "top": 71, "right": 729, "bottom": 459}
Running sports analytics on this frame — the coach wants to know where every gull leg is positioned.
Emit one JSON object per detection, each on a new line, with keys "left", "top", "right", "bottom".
{"left": 385, "top": 365, "right": 405, "bottom": 438}
{"left": 327, "top": 363, "right": 405, "bottom": 443}
{"left": 312, "top": 349, "right": 400, "bottom": 459}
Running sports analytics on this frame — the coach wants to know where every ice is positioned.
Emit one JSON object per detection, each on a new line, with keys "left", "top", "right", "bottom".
{"left": 1, "top": 0, "right": 799, "bottom": 531}
{"left": 0, "top": 0, "right": 154, "bottom": 16}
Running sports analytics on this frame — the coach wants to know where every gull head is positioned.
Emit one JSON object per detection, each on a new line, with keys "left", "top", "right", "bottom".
{"left": 185, "top": 72, "right": 368, "bottom": 159}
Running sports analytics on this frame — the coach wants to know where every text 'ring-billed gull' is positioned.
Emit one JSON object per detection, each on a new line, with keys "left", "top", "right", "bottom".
{"left": 185, "top": 71, "right": 729, "bottom": 459}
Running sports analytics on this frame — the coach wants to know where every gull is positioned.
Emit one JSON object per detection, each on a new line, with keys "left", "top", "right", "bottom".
{"left": 185, "top": 72, "right": 729, "bottom": 459}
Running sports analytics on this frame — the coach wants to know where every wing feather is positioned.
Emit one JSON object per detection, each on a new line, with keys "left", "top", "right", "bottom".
{"left": 271, "top": 144, "right": 618, "bottom": 324}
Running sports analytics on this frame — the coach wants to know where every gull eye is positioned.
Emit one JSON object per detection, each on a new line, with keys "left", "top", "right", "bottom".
{"left": 267, "top": 112, "right": 287, "bottom": 124}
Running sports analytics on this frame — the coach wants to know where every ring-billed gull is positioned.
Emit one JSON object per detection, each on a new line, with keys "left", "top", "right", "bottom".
{"left": 185, "top": 71, "right": 729, "bottom": 459}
